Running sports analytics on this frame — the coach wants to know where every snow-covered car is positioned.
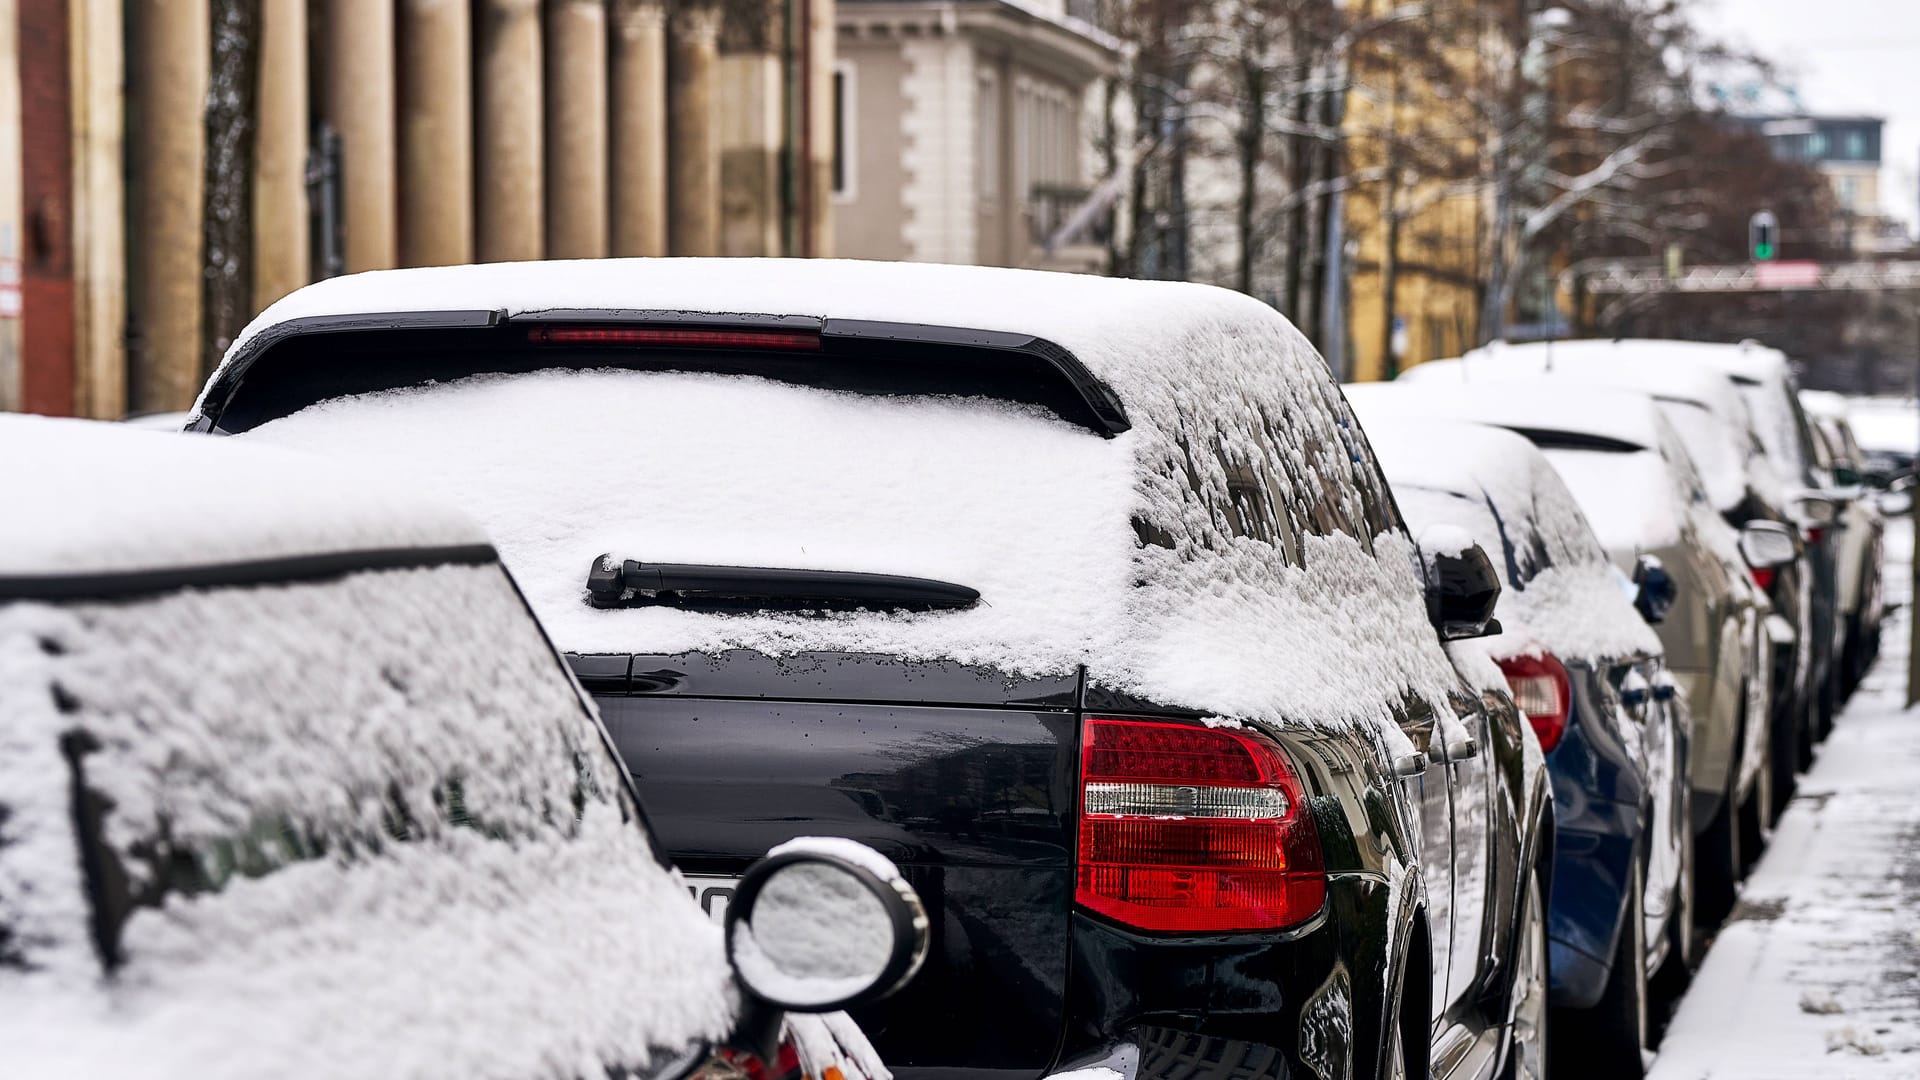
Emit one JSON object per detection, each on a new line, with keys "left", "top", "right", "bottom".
{"left": 1340, "top": 379, "right": 1776, "bottom": 925}
{"left": 1344, "top": 393, "right": 1693, "bottom": 1077}
{"left": 0, "top": 415, "right": 925, "bottom": 1079}
{"left": 1405, "top": 345, "right": 1827, "bottom": 815}
{"left": 1799, "top": 392, "right": 1888, "bottom": 697}
{"left": 186, "top": 258, "right": 1554, "bottom": 1080}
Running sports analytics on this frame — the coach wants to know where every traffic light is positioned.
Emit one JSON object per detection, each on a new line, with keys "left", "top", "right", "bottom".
{"left": 1750, "top": 211, "right": 1779, "bottom": 262}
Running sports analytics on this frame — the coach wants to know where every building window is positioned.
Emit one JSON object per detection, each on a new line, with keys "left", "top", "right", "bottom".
{"left": 832, "top": 63, "right": 855, "bottom": 202}
{"left": 1844, "top": 129, "right": 1868, "bottom": 161}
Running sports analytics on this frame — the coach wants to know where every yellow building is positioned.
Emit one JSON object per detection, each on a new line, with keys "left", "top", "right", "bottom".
{"left": 1340, "top": 2, "right": 1506, "bottom": 382}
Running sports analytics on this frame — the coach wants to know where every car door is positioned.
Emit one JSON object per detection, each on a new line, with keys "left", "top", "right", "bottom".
{"left": 1396, "top": 695, "right": 1455, "bottom": 1030}
{"left": 1441, "top": 692, "right": 1491, "bottom": 1013}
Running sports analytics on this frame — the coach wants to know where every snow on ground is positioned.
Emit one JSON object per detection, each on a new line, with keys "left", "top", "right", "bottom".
{"left": 1650, "top": 517, "right": 1920, "bottom": 1079}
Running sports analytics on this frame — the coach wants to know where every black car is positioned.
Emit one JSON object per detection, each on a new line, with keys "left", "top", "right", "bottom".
{"left": 0, "top": 415, "right": 924, "bottom": 1078}
{"left": 188, "top": 258, "right": 1553, "bottom": 1080}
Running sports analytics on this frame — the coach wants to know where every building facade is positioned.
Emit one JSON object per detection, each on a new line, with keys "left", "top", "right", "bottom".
{"left": 832, "top": 0, "right": 1115, "bottom": 270}
{"left": 1744, "top": 114, "right": 1904, "bottom": 254}
{"left": 1, "top": 0, "right": 837, "bottom": 419}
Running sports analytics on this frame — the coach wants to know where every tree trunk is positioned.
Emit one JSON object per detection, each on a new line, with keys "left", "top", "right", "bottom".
{"left": 1235, "top": 59, "right": 1262, "bottom": 296}
{"left": 204, "top": 0, "right": 260, "bottom": 375}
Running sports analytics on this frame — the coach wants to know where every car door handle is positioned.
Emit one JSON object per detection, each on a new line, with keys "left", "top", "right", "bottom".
{"left": 1446, "top": 733, "right": 1480, "bottom": 760}
{"left": 1392, "top": 751, "right": 1428, "bottom": 779}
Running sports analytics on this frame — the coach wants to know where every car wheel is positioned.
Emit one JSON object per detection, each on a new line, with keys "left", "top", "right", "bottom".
{"left": 1561, "top": 860, "right": 1650, "bottom": 1078}
{"left": 1739, "top": 735, "right": 1773, "bottom": 871}
{"left": 1655, "top": 780, "right": 1696, "bottom": 991}
{"left": 1696, "top": 777, "right": 1741, "bottom": 927}
{"left": 1502, "top": 867, "right": 1550, "bottom": 1080}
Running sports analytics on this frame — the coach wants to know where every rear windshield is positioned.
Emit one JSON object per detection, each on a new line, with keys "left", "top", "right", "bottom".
{"left": 209, "top": 327, "right": 1123, "bottom": 437}
{"left": 0, "top": 562, "right": 730, "bottom": 1074}
{"left": 1539, "top": 448, "right": 1684, "bottom": 558}
{"left": 1654, "top": 399, "right": 1750, "bottom": 512}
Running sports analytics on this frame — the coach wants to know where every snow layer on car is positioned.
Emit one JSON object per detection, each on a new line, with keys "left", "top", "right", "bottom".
{"left": 251, "top": 367, "right": 1462, "bottom": 732}
{"left": 1350, "top": 409, "right": 1661, "bottom": 665}
{"left": 1400, "top": 348, "right": 1767, "bottom": 509}
{"left": 1342, "top": 381, "right": 1691, "bottom": 558}
{"left": 227, "top": 259, "right": 1466, "bottom": 734}
{"left": 0, "top": 563, "right": 736, "bottom": 1078}
{"left": 0, "top": 414, "right": 486, "bottom": 582}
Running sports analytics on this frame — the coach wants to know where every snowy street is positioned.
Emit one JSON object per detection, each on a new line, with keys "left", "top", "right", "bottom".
{"left": 1651, "top": 518, "right": 1920, "bottom": 1079}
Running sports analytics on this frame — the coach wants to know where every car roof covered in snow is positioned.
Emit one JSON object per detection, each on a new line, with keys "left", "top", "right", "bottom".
{"left": 1347, "top": 406, "right": 1660, "bottom": 663}
{"left": 1399, "top": 349, "right": 1763, "bottom": 510}
{"left": 0, "top": 415, "right": 488, "bottom": 590}
{"left": 1440, "top": 338, "right": 1792, "bottom": 384}
{"left": 1345, "top": 378, "right": 1668, "bottom": 451}
{"left": 1403, "top": 347, "right": 1752, "bottom": 416}
{"left": 195, "top": 257, "right": 1311, "bottom": 424}
{"left": 211, "top": 259, "right": 1481, "bottom": 732}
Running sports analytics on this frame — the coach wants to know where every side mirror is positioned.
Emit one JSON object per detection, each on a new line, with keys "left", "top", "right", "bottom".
{"left": 1795, "top": 493, "right": 1839, "bottom": 527}
{"left": 1418, "top": 526, "right": 1503, "bottom": 641}
{"left": 726, "top": 840, "right": 930, "bottom": 1014}
{"left": 1632, "top": 555, "right": 1677, "bottom": 625}
{"left": 1879, "top": 489, "right": 1914, "bottom": 517}
{"left": 1739, "top": 520, "right": 1798, "bottom": 571}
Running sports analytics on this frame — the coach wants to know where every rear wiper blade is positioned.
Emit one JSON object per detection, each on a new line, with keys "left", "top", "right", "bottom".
{"left": 586, "top": 554, "right": 980, "bottom": 612}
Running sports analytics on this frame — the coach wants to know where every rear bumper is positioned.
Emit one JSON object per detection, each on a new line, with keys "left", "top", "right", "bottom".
{"left": 1543, "top": 810, "right": 1638, "bottom": 1009}
{"left": 1037, "top": 874, "right": 1392, "bottom": 1080}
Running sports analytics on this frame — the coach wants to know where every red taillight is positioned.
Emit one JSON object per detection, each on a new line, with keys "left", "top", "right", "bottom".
{"left": 1803, "top": 526, "right": 1826, "bottom": 546}
{"left": 1750, "top": 566, "right": 1776, "bottom": 590}
{"left": 1498, "top": 653, "right": 1571, "bottom": 753}
{"left": 1075, "top": 717, "right": 1325, "bottom": 933}
{"left": 526, "top": 325, "right": 823, "bottom": 351}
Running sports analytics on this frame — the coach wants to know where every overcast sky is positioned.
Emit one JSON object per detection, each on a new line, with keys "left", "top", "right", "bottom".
{"left": 1696, "top": 0, "right": 1919, "bottom": 233}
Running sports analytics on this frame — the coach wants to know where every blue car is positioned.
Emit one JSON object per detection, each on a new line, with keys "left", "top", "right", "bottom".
{"left": 1345, "top": 391, "right": 1693, "bottom": 1079}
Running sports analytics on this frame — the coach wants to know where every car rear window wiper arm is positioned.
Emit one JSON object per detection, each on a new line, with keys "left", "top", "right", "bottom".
{"left": 586, "top": 555, "right": 981, "bottom": 612}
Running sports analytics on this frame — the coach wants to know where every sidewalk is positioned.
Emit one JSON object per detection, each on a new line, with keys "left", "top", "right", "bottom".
{"left": 1650, "top": 519, "right": 1920, "bottom": 1079}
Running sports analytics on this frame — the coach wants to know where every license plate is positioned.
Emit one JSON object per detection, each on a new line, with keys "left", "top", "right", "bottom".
{"left": 684, "top": 874, "right": 740, "bottom": 923}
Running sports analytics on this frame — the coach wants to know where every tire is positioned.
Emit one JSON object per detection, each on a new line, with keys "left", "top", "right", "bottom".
{"left": 1654, "top": 779, "right": 1696, "bottom": 993}
{"left": 1695, "top": 781, "right": 1741, "bottom": 927}
{"left": 1502, "top": 867, "right": 1550, "bottom": 1080}
{"left": 1815, "top": 673, "right": 1838, "bottom": 742}
{"left": 1740, "top": 735, "right": 1774, "bottom": 873}
{"left": 1557, "top": 861, "right": 1650, "bottom": 1079}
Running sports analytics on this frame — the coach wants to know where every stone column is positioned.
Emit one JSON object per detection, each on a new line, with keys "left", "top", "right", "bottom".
{"left": 717, "top": 0, "right": 780, "bottom": 256}
{"left": 69, "top": 0, "right": 127, "bottom": 418}
{"left": 400, "top": 0, "right": 473, "bottom": 267}
{"left": 667, "top": 1, "right": 720, "bottom": 256}
{"left": 325, "top": 0, "right": 398, "bottom": 272}
{"left": 254, "top": 0, "right": 309, "bottom": 309}
{"left": 477, "top": 0, "right": 544, "bottom": 261}
{"left": 545, "top": 0, "right": 609, "bottom": 259}
{"left": 610, "top": 0, "right": 667, "bottom": 256}
{"left": 0, "top": 0, "right": 20, "bottom": 413}
{"left": 129, "top": 0, "right": 209, "bottom": 412}
{"left": 805, "top": 0, "right": 835, "bottom": 257}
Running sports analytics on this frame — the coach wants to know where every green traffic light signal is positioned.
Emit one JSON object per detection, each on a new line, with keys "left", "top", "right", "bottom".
{"left": 1755, "top": 242, "right": 1775, "bottom": 260}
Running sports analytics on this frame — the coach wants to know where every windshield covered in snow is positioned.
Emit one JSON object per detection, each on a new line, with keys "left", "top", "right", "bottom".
{"left": 0, "top": 561, "right": 733, "bottom": 1077}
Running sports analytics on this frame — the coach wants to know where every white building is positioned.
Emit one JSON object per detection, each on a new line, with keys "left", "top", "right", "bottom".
{"left": 833, "top": 0, "right": 1119, "bottom": 271}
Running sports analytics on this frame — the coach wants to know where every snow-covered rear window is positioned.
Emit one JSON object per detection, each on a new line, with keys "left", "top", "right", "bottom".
{"left": 0, "top": 562, "right": 733, "bottom": 1077}
{"left": 1539, "top": 448, "right": 1685, "bottom": 558}
{"left": 246, "top": 360, "right": 1461, "bottom": 731}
